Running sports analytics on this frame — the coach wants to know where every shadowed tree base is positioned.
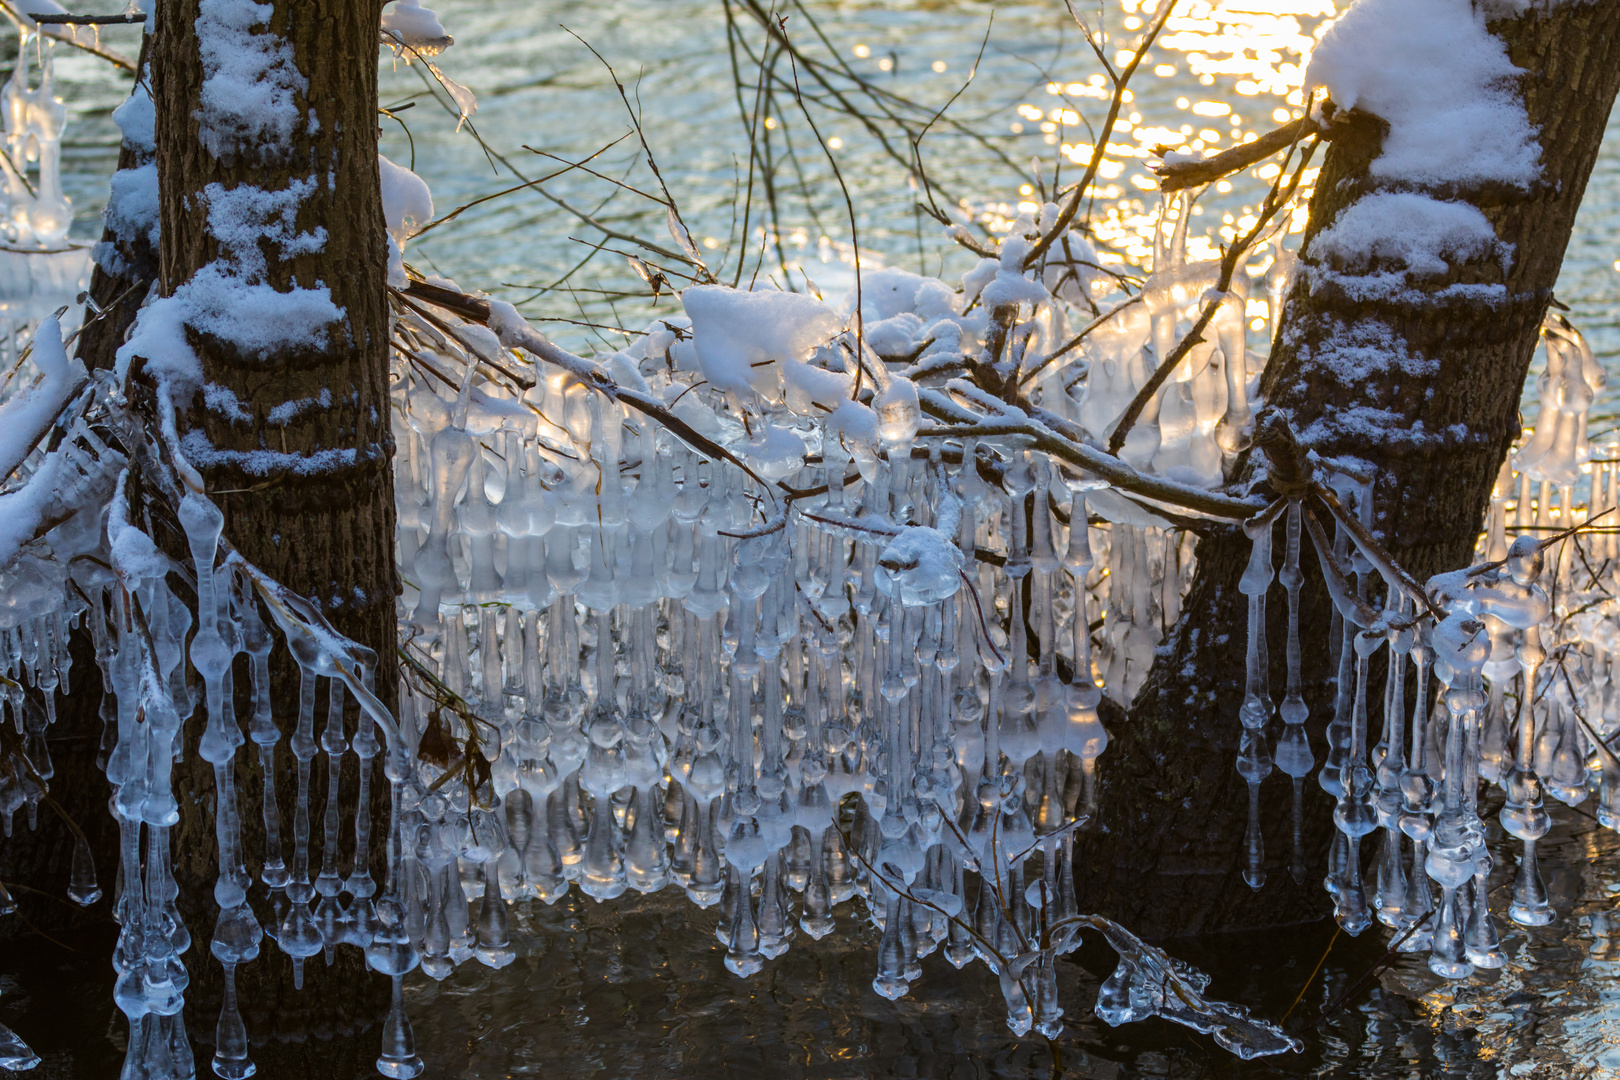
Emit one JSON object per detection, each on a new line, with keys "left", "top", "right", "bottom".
{"left": 1073, "top": 0, "right": 1620, "bottom": 940}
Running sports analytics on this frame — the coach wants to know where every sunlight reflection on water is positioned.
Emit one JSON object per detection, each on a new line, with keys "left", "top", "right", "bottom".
{"left": 368, "top": 0, "right": 1616, "bottom": 424}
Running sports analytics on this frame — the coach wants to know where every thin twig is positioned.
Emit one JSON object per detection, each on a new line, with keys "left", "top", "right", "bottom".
{"left": 1022, "top": 0, "right": 1176, "bottom": 269}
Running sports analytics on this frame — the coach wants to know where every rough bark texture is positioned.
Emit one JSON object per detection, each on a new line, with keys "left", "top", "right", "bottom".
{"left": 1072, "top": 2, "right": 1620, "bottom": 941}
{"left": 147, "top": 0, "right": 397, "bottom": 1072}
{"left": 3, "top": 5, "right": 397, "bottom": 1070}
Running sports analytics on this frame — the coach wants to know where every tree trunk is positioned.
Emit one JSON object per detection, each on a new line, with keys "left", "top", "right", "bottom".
{"left": 146, "top": 0, "right": 398, "bottom": 1071}
{"left": 1073, "top": 1, "right": 1620, "bottom": 940}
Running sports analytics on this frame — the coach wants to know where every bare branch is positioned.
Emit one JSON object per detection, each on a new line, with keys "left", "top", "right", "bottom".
{"left": 1154, "top": 116, "right": 1321, "bottom": 192}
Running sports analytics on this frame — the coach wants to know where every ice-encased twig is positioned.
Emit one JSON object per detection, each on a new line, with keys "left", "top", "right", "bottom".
{"left": 1061, "top": 913, "right": 1302, "bottom": 1058}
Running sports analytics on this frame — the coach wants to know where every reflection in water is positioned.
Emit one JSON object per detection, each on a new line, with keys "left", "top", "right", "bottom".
{"left": 400, "top": 811, "right": 1620, "bottom": 1079}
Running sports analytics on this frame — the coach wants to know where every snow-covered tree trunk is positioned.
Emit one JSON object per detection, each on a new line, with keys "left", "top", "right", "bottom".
{"left": 143, "top": 0, "right": 396, "bottom": 1067}
{"left": 1075, "top": 0, "right": 1620, "bottom": 939}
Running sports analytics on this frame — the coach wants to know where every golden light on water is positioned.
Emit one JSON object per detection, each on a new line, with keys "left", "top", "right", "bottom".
{"left": 983, "top": 0, "right": 1338, "bottom": 268}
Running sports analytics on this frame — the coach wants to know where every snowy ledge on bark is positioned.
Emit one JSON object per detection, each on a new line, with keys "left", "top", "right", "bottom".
{"left": 1298, "top": 0, "right": 1540, "bottom": 311}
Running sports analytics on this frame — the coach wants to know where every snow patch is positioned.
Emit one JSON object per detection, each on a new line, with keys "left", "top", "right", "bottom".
{"left": 379, "top": 154, "right": 433, "bottom": 247}
{"left": 1306, "top": 0, "right": 1540, "bottom": 188}
{"left": 782, "top": 357, "right": 853, "bottom": 416}
{"left": 203, "top": 382, "right": 254, "bottom": 423}
{"left": 178, "top": 267, "right": 340, "bottom": 361}
{"left": 0, "top": 452, "right": 62, "bottom": 570}
{"left": 266, "top": 387, "right": 333, "bottom": 426}
{"left": 179, "top": 429, "right": 372, "bottom": 477}
{"left": 194, "top": 0, "right": 308, "bottom": 160}
{"left": 111, "top": 79, "right": 155, "bottom": 154}
{"left": 1296, "top": 317, "right": 1438, "bottom": 382}
{"left": 682, "top": 285, "right": 841, "bottom": 398}
{"left": 202, "top": 177, "right": 326, "bottom": 276}
{"left": 1310, "top": 192, "right": 1508, "bottom": 288}
{"left": 381, "top": 0, "right": 453, "bottom": 55}
{"left": 0, "top": 318, "right": 81, "bottom": 478}
{"left": 105, "top": 163, "right": 159, "bottom": 249}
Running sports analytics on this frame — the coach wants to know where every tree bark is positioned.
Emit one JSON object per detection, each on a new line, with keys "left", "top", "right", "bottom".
{"left": 1073, "top": 1, "right": 1620, "bottom": 940}
{"left": 146, "top": 0, "right": 398, "bottom": 1070}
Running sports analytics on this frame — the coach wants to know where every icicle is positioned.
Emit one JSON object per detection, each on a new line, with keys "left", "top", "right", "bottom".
{"left": 210, "top": 903, "right": 262, "bottom": 1080}
{"left": 0, "top": 1014, "right": 38, "bottom": 1071}
{"left": 280, "top": 667, "right": 324, "bottom": 988}
{"left": 1330, "top": 631, "right": 1380, "bottom": 935}
{"left": 1491, "top": 538, "right": 1555, "bottom": 928}
{"left": 1236, "top": 504, "right": 1277, "bottom": 889}
{"left": 1272, "top": 502, "right": 1312, "bottom": 884}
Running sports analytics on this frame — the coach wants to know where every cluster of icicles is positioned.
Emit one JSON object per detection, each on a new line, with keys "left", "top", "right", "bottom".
{"left": 0, "top": 376, "right": 425, "bottom": 1078}
{"left": 1282, "top": 310, "right": 1620, "bottom": 977}
{"left": 0, "top": 186, "right": 1614, "bottom": 1076}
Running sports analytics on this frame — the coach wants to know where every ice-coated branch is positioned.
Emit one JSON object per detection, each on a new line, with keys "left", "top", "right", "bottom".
{"left": 396, "top": 279, "right": 778, "bottom": 496}
{"left": 1250, "top": 407, "right": 1443, "bottom": 623}
{"left": 1312, "top": 484, "right": 1445, "bottom": 621}
{"left": 844, "top": 816, "right": 1298, "bottom": 1059}
{"left": 1105, "top": 300, "right": 1221, "bottom": 458}
{"left": 1017, "top": 293, "right": 1143, "bottom": 389}
{"left": 920, "top": 387, "right": 1265, "bottom": 521}
{"left": 227, "top": 550, "right": 409, "bottom": 773}
{"left": 1106, "top": 132, "right": 1319, "bottom": 458}
{"left": 1298, "top": 500, "right": 1381, "bottom": 629}
{"left": 0, "top": 0, "right": 136, "bottom": 71}
{"left": 31, "top": 12, "right": 144, "bottom": 23}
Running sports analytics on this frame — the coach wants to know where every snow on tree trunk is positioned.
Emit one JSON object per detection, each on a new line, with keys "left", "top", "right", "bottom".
{"left": 1075, "top": 0, "right": 1620, "bottom": 939}
{"left": 143, "top": 0, "right": 396, "bottom": 1066}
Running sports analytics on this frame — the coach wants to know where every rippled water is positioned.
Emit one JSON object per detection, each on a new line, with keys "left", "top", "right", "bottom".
{"left": 35, "top": 1, "right": 1620, "bottom": 378}
{"left": 5, "top": 2, "right": 1620, "bottom": 1077}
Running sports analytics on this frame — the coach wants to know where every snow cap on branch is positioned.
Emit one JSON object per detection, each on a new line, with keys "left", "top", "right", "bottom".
{"left": 682, "top": 284, "right": 841, "bottom": 399}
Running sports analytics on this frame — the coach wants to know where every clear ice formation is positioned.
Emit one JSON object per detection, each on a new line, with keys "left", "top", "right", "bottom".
{"left": 0, "top": 19, "right": 74, "bottom": 252}
{"left": 0, "top": 99, "right": 1614, "bottom": 1076}
{"left": 0, "top": 20, "right": 91, "bottom": 385}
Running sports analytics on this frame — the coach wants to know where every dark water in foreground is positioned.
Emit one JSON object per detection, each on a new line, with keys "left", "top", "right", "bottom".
{"left": 4, "top": 805, "right": 1617, "bottom": 1079}
{"left": 397, "top": 810, "right": 1619, "bottom": 1080}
